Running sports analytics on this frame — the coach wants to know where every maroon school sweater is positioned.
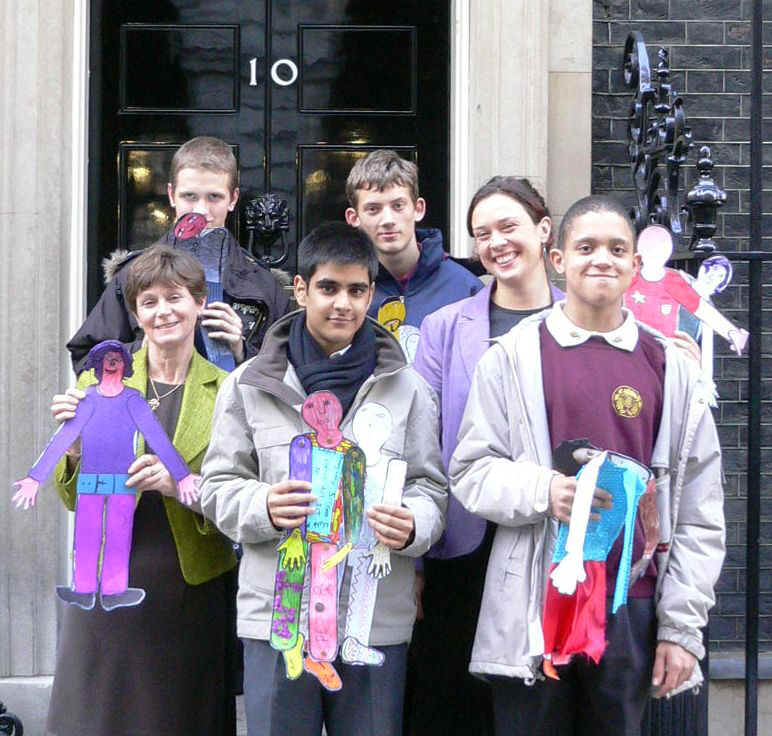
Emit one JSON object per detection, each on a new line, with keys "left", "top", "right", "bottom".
{"left": 539, "top": 320, "right": 665, "bottom": 597}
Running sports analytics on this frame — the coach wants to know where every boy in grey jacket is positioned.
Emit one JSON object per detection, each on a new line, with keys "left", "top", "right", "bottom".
{"left": 201, "top": 222, "right": 447, "bottom": 736}
{"left": 450, "top": 196, "right": 725, "bottom": 736}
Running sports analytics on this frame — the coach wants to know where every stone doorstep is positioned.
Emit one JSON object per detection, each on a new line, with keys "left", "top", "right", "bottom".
{"left": 0, "top": 676, "right": 52, "bottom": 735}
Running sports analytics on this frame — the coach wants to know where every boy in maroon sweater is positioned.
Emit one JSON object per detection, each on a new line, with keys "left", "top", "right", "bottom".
{"left": 449, "top": 195, "right": 725, "bottom": 736}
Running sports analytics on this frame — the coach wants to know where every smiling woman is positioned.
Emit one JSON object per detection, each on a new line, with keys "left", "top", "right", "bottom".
{"left": 45, "top": 245, "right": 239, "bottom": 736}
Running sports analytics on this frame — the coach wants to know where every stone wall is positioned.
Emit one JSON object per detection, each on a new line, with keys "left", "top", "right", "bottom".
{"left": 0, "top": 0, "right": 79, "bottom": 731}
{"left": 592, "top": 0, "right": 771, "bottom": 654}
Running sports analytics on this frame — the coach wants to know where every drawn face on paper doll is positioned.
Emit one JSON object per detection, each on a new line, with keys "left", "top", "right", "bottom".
{"left": 637, "top": 225, "right": 673, "bottom": 277}
{"left": 352, "top": 402, "right": 393, "bottom": 465}
{"left": 697, "top": 255, "right": 732, "bottom": 296}
{"left": 302, "top": 391, "right": 344, "bottom": 448}
{"left": 102, "top": 351, "right": 126, "bottom": 380}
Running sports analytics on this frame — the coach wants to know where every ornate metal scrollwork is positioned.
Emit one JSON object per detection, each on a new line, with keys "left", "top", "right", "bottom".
{"left": 624, "top": 32, "right": 693, "bottom": 241}
{"left": 244, "top": 193, "right": 290, "bottom": 267}
{"left": 0, "top": 702, "right": 23, "bottom": 735}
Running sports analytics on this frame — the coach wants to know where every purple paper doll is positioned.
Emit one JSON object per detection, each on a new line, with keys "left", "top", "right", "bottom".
{"left": 12, "top": 340, "right": 197, "bottom": 611}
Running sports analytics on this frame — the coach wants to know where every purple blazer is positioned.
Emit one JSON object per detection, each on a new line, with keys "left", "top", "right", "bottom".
{"left": 413, "top": 279, "right": 564, "bottom": 559}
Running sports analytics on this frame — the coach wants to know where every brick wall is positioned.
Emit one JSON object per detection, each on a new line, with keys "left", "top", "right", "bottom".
{"left": 592, "top": 0, "right": 771, "bottom": 653}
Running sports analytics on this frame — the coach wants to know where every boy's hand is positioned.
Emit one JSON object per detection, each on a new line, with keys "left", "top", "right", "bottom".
{"left": 201, "top": 301, "right": 245, "bottom": 362}
{"left": 652, "top": 641, "right": 697, "bottom": 697}
{"left": 670, "top": 330, "right": 701, "bottom": 364}
{"left": 266, "top": 480, "right": 314, "bottom": 529}
{"left": 367, "top": 504, "right": 415, "bottom": 550}
{"left": 549, "top": 473, "right": 613, "bottom": 523}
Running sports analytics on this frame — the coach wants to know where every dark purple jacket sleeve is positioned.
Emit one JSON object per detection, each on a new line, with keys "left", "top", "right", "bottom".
{"left": 126, "top": 392, "right": 190, "bottom": 481}
{"left": 28, "top": 398, "right": 95, "bottom": 483}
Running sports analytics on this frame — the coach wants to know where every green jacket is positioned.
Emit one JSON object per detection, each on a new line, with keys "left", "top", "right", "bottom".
{"left": 55, "top": 346, "right": 237, "bottom": 585}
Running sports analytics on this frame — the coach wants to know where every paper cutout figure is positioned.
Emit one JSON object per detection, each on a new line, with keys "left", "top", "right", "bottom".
{"left": 12, "top": 341, "right": 197, "bottom": 611}
{"left": 269, "top": 391, "right": 366, "bottom": 690}
{"left": 340, "top": 403, "right": 407, "bottom": 666}
{"left": 542, "top": 450, "right": 653, "bottom": 673}
{"left": 172, "top": 211, "right": 237, "bottom": 371}
{"left": 693, "top": 255, "right": 734, "bottom": 379}
{"left": 625, "top": 225, "right": 748, "bottom": 355}
{"left": 377, "top": 296, "right": 421, "bottom": 363}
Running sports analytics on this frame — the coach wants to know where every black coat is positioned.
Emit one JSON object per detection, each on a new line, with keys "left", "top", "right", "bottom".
{"left": 66, "top": 228, "right": 291, "bottom": 373}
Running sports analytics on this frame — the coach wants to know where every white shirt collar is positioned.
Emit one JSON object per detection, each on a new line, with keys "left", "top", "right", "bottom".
{"left": 544, "top": 301, "right": 639, "bottom": 352}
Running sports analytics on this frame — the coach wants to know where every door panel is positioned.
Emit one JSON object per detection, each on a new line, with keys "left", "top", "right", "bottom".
{"left": 89, "top": 0, "right": 449, "bottom": 307}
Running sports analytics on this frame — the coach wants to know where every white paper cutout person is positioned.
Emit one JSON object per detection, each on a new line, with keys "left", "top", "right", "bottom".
{"left": 341, "top": 402, "right": 407, "bottom": 666}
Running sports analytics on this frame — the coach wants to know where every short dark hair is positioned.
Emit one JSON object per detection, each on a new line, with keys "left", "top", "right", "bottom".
{"left": 556, "top": 195, "right": 635, "bottom": 251}
{"left": 124, "top": 245, "right": 208, "bottom": 313}
{"left": 84, "top": 340, "right": 134, "bottom": 380}
{"left": 467, "top": 177, "right": 552, "bottom": 246}
{"left": 346, "top": 150, "right": 419, "bottom": 208}
{"left": 297, "top": 222, "right": 379, "bottom": 283}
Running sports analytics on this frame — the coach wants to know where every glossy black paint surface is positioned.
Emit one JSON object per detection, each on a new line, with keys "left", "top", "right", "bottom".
{"left": 88, "top": 0, "right": 450, "bottom": 308}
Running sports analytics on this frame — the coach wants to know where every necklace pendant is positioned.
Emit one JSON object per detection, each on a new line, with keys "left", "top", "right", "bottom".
{"left": 148, "top": 397, "right": 160, "bottom": 411}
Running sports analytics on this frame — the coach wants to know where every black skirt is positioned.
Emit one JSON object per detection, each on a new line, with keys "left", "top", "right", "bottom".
{"left": 46, "top": 490, "right": 236, "bottom": 736}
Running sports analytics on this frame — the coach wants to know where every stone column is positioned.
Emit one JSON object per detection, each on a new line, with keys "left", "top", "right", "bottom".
{"left": 0, "top": 0, "right": 79, "bottom": 731}
{"left": 548, "top": 0, "right": 593, "bottom": 222}
{"left": 450, "top": 0, "right": 592, "bottom": 256}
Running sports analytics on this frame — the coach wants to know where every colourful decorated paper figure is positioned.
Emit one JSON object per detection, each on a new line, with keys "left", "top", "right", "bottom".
{"left": 341, "top": 402, "right": 408, "bottom": 666}
{"left": 12, "top": 341, "right": 197, "bottom": 611}
{"left": 377, "top": 296, "right": 421, "bottom": 363}
{"left": 542, "top": 450, "right": 652, "bottom": 675}
{"left": 693, "top": 255, "right": 734, "bottom": 379}
{"left": 625, "top": 225, "right": 748, "bottom": 355}
{"left": 269, "top": 390, "right": 366, "bottom": 690}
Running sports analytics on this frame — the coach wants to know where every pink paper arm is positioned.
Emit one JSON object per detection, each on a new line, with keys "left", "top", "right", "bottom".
{"left": 12, "top": 477, "right": 41, "bottom": 510}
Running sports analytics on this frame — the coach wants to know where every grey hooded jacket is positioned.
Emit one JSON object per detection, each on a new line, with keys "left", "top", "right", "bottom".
{"left": 449, "top": 308, "right": 725, "bottom": 692}
{"left": 200, "top": 311, "right": 447, "bottom": 645}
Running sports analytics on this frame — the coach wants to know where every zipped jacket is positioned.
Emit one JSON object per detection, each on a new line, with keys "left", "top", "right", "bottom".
{"left": 449, "top": 308, "right": 725, "bottom": 691}
{"left": 368, "top": 228, "right": 482, "bottom": 328}
{"left": 200, "top": 311, "right": 447, "bottom": 645}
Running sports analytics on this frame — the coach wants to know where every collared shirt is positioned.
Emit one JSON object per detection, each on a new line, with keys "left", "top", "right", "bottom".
{"left": 544, "top": 301, "right": 639, "bottom": 352}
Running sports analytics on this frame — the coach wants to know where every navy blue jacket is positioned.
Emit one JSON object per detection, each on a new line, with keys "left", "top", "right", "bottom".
{"left": 368, "top": 228, "right": 482, "bottom": 327}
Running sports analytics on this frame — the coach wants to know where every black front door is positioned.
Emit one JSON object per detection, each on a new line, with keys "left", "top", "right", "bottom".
{"left": 88, "top": 0, "right": 450, "bottom": 308}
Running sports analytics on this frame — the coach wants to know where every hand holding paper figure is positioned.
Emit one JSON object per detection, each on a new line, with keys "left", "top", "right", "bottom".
{"left": 14, "top": 340, "right": 196, "bottom": 611}
{"left": 550, "top": 452, "right": 607, "bottom": 595}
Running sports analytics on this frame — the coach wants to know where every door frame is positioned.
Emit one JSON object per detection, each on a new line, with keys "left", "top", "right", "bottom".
{"left": 70, "top": 1, "right": 471, "bottom": 321}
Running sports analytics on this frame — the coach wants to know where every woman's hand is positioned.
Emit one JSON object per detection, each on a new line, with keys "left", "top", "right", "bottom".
{"left": 201, "top": 301, "right": 245, "bottom": 363}
{"left": 51, "top": 388, "right": 86, "bottom": 459}
{"left": 126, "top": 454, "right": 177, "bottom": 496}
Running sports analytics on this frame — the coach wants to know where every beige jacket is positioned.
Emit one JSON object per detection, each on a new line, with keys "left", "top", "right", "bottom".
{"left": 200, "top": 313, "right": 447, "bottom": 645}
{"left": 450, "top": 308, "right": 725, "bottom": 691}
